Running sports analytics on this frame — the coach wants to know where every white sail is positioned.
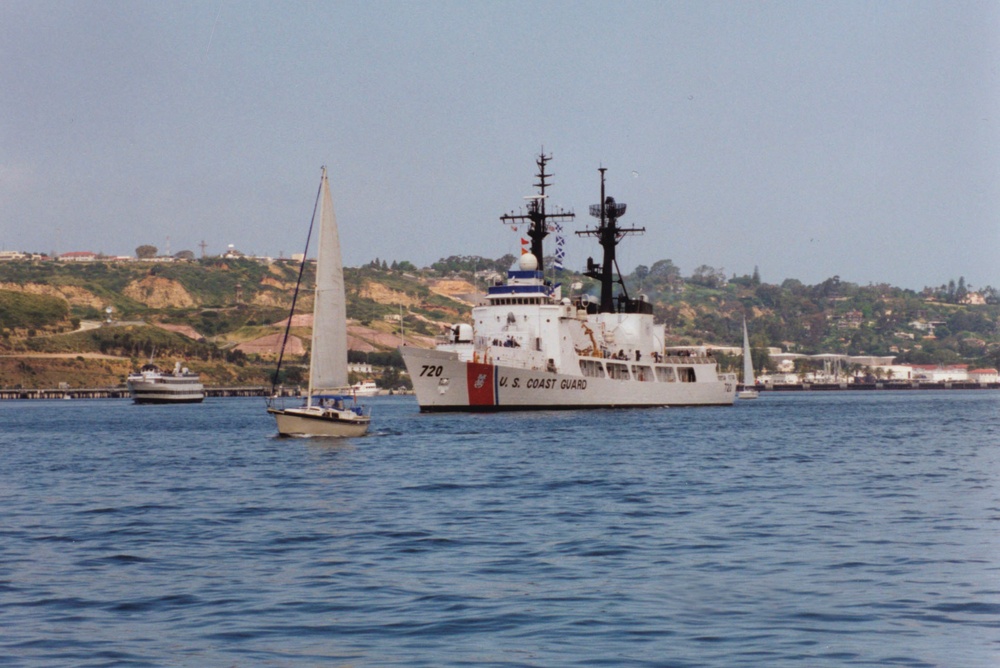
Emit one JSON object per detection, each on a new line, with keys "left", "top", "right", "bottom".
{"left": 742, "top": 317, "right": 755, "bottom": 387}
{"left": 308, "top": 168, "right": 349, "bottom": 396}
{"left": 268, "top": 167, "right": 370, "bottom": 437}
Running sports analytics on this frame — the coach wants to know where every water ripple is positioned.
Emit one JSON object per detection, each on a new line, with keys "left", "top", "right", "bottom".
{"left": 0, "top": 392, "right": 998, "bottom": 666}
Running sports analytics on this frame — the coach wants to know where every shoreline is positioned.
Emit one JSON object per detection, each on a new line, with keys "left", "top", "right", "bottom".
{"left": 0, "top": 384, "right": 993, "bottom": 400}
{"left": 753, "top": 381, "right": 999, "bottom": 392}
{"left": 0, "top": 386, "right": 271, "bottom": 400}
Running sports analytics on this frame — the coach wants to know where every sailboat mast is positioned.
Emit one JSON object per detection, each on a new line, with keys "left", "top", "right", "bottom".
{"left": 305, "top": 167, "right": 329, "bottom": 406}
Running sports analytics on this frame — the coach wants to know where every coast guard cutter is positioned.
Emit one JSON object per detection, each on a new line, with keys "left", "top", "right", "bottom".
{"left": 400, "top": 154, "right": 737, "bottom": 411}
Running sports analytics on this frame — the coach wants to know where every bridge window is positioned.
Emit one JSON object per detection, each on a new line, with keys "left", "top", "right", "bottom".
{"left": 656, "top": 366, "right": 676, "bottom": 382}
{"left": 606, "top": 362, "right": 630, "bottom": 381}
{"left": 631, "top": 365, "right": 654, "bottom": 382}
{"left": 579, "top": 359, "right": 606, "bottom": 378}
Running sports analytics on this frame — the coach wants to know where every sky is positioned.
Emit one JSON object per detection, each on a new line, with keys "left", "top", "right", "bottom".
{"left": 1, "top": 1, "right": 998, "bottom": 291}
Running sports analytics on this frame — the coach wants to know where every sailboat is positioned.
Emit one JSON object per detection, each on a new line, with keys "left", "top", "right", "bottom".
{"left": 267, "top": 168, "right": 371, "bottom": 437}
{"left": 738, "top": 316, "right": 759, "bottom": 400}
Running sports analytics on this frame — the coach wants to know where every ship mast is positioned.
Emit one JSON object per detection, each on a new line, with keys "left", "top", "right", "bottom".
{"left": 500, "top": 153, "right": 575, "bottom": 272}
{"left": 576, "top": 167, "right": 645, "bottom": 313}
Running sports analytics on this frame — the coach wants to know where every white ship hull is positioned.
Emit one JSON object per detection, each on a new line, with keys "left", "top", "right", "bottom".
{"left": 402, "top": 347, "right": 736, "bottom": 412}
{"left": 127, "top": 364, "right": 204, "bottom": 404}
{"left": 127, "top": 380, "right": 205, "bottom": 404}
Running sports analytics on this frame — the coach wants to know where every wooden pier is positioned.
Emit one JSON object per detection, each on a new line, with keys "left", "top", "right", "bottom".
{"left": 0, "top": 386, "right": 273, "bottom": 400}
{"left": 757, "top": 381, "right": 999, "bottom": 392}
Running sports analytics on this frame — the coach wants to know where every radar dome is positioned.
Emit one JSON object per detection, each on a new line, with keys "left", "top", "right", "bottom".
{"left": 519, "top": 253, "right": 539, "bottom": 271}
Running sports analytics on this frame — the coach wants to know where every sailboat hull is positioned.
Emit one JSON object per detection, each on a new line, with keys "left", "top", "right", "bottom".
{"left": 268, "top": 406, "right": 370, "bottom": 437}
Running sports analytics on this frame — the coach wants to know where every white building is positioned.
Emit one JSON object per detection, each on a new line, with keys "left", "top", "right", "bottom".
{"left": 969, "top": 368, "right": 999, "bottom": 383}
{"left": 906, "top": 364, "right": 969, "bottom": 382}
{"left": 59, "top": 251, "right": 98, "bottom": 262}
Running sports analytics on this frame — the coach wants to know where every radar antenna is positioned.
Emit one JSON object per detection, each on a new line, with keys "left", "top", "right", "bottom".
{"left": 575, "top": 167, "right": 646, "bottom": 313}
{"left": 499, "top": 152, "right": 575, "bottom": 271}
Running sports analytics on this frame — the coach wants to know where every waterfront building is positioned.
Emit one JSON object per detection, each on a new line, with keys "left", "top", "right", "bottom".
{"left": 969, "top": 368, "right": 999, "bottom": 383}
{"left": 907, "top": 364, "right": 970, "bottom": 382}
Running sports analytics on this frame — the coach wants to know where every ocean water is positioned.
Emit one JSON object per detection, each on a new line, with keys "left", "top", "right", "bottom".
{"left": 1, "top": 392, "right": 998, "bottom": 667}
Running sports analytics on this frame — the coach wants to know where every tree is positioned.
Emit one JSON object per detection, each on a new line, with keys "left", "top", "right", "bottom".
{"left": 136, "top": 245, "right": 158, "bottom": 259}
{"left": 814, "top": 275, "right": 843, "bottom": 299}
{"left": 781, "top": 278, "right": 805, "bottom": 294}
{"left": 752, "top": 265, "right": 761, "bottom": 287}
{"left": 690, "top": 265, "right": 727, "bottom": 289}
{"left": 633, "top": 264, "right": 649, "bottom": 290}
{"left": 956, "top": 276, "right": 968, "bottom": 303}
{"left": 174, "top": 250, "right": 195, "bottom": 261}
{"left": 755, "top": 284, "right": 782, "bottom": 308}
{"left": 648, "top": 259, "right": 681, "bottom": 281}
{"left": 751, "top": 346, "right": 771, "bottom": 375}
{"left": 492, "top": 254, "right": 517, "bottom": 273}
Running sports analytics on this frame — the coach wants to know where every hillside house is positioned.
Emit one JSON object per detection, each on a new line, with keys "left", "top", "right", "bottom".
{"left": 58, "top": 251, "right": 98, "bottom": 262}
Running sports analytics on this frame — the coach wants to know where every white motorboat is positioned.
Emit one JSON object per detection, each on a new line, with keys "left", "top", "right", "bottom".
{"left": 267, "top": 168, "right": 371, "bottom": 437}
{"left": 127, "top": 361, "right": 205, "bottom": 404}
{"left": 401, "top": 154, "right": 737, "bottom": 411}
{"left": 350, "top": 380, "right": 380, "bottom": 396}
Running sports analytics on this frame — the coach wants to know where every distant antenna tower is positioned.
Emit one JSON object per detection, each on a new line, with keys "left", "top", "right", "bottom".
{"left": 199, "top": 240, "right": 207, "bottom": 258}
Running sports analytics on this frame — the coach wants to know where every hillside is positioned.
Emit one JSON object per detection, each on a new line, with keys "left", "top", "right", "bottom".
{"left": 0, "top": 258, "right": 475, "bottom": 389}
{"left": 0, "top": 256, "right": 997, "bottom": 389}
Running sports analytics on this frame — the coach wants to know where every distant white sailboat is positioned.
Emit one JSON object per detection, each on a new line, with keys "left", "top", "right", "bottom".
{"left": 267, "top": 168, "right": 371, "bottom": 437}
{"left": 738, "top": 316, "right": 759, "bottom": 400}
